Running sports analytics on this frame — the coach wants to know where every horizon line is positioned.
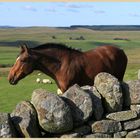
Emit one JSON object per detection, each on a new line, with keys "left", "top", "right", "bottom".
{"left": 1, "top": 25, "right": 140, "bottom": 28}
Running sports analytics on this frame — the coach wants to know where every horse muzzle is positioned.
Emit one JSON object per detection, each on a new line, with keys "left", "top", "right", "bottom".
{"left": 8, "top": 76, "right": 18, "bottom": 85}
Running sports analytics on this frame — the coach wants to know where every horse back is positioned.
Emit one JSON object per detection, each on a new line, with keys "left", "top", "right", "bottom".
{"left": 84, "top": 45, "right": 127, "bottom": 81}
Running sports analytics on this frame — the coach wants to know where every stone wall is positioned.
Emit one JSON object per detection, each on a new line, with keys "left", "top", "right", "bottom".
{"left": 1, "top": 72, "right": 140, "bottom": 138}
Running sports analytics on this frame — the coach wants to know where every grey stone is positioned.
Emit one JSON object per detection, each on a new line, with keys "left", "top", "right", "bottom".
{"left": 60, "top": 133, "right": 81, "bottom": 138}
{"left": 0, "top": 113, "right": 16, "bottom": 138}
{"left": 94, "top": 72, "right": 123, "bottom": 113}
{"left": 81, "top": 85, "right": 104, "bottom": 120}
{"left": 31, "top": 89, "right": 73, "bottom": 133}
{"left": 11, "top": 101, "right": 41, "bottom": 138}
{"left": 62, "top": 84, "right": 93, "bottom": 126}
{"left": 131, "top": 105, "right": 140, "bottom": 116}
{"left": 91, "top": 120, "right": 122, "bottom": 133}
{"left": 122, "top": 80, "right": 140, "bottom": 106}
{"left": 123, "top": 118, "right": 140, "bottom": 130}
{"left": 85, "top": 133, "right": 112, "bottom": 138}
{"left": 106, "top": 110, "right": 137, "bottom": 121}
{"left": 114, "top": 131, "right": 127, "bottom": 138}
{"left": 73, "top": 125, "right": 91, "bottom": 136}
{"left": 126, "top": 129, "right": 140, "bottom": 138}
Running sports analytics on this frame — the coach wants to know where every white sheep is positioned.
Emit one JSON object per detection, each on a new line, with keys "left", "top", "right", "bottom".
{"left": 57, "top": 88, "right": 63, "bottom": 95}
{"left": 38, "top": 73, "right": 42, "bottom": 76}
{"left": 42, "top": 79, "right": 52, "bottom": 84}
{"left": 36, "top": 78, "right": 41, "bottom": 83}
{"left": 138, "top": 69, "right": 140, "bottom": 80}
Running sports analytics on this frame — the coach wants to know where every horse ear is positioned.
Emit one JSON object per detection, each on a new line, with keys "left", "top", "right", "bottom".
{"left": 20, "top": 44, "right": 30, "bottom": 54}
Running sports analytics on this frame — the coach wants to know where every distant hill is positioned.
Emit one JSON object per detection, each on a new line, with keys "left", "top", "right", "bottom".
{"left": 59, "top": 25, "right": 140, "bottom": 31}
{"left": 0, "top": 26, "right": 17, "bottom": 28}
{"left": 1, "top": 25, "right": 140, "bottom": 31}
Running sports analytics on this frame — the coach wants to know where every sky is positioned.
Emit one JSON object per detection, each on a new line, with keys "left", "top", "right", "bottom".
{"left": 0, "top": 2, "right": 140, "bottom": 27}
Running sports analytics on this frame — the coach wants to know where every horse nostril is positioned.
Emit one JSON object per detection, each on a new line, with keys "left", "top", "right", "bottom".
{"left": 9, "top": 78, "right": 13, "bottom": 83}
{"left": 9, "top": 77, "right": 15, "bottom": 84}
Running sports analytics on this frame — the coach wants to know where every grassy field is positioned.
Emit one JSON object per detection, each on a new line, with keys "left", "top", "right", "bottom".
{"left": 0, "top": 27, "right": 140, "bottom": 112}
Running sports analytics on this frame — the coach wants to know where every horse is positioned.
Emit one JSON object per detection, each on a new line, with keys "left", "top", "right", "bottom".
{"left": 8, "top": 43, "right": 127, "bottom": 93}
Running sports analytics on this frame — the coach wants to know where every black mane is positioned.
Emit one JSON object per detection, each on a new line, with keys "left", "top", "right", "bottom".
{"left": 32, "top": 43, "right": 82, "bottom": 52}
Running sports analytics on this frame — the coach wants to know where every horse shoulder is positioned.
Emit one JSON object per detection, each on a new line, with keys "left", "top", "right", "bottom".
{"left": 55, "top": 55, "right": 73, "bottom": 92}
{"left": 55, "top": 53, "right": 85, "bottom": 92}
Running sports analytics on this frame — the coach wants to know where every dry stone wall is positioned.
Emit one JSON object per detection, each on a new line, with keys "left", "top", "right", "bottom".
{"left": 1, "top": 72, "right": 140, "bottom": 138}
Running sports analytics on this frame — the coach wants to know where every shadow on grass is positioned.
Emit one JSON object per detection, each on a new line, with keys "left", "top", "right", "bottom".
{"left": 0, "top": 40, "right": 40, "bottom": 48}
{"left": 89, "top": 41, "right": 116, "bottom": 47}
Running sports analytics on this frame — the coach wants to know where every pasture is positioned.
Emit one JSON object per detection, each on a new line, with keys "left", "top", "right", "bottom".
{"left": 0, "top": 27, "right": 140, "bottom": 112}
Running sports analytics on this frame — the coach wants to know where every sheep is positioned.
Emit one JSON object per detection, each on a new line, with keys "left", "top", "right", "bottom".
{"left": 42, "top": 79, "right": 52, "bottom": 84}
{"left": 38, "top": 73, "right": 42, "bottom": 76}
{"left": 138, "top": 69, "right": 140, "bottom": 80}
{"left": 57, "top": 88, "right": 63, "bottom": 95}
{"left": 36, "top": 78, "right": 41, "bottom": 83}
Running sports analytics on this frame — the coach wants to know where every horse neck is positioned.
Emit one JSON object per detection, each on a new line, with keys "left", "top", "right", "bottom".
{"left": 33, "top": 48, "right": 69, "bottom": 79}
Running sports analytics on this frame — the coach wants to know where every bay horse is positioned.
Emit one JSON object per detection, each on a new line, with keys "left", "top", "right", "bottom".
{"left": 8, "top": 43, "right": 127, "bottom": 93}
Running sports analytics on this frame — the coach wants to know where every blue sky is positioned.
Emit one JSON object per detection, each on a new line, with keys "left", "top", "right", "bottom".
{"left": 0, "top": 2, "right": 140, "bottom": 26}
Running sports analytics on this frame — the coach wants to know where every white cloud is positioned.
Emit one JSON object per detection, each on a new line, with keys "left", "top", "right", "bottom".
{"left": 94, "top": 10, "right": 105, "bottom": 14}
{"left": 66, "top": 4, "right": 82, "bottom": 9}
{"left": 129, "top": 13, "right": 140, "bottom": 17}
{"left": 67, "top": 8, "right": 79, "bottom": 13}
{"left": 61, "top": 3, "right": 94, "bottom": 13}
{"left": 23, "top": 5, "right": 37, "bottom": 12}
{"left": 58, "top": 3, "right": 94, "bottom": 9}
{"left": 45, "top": 8, "right": 56, "bottom": 13}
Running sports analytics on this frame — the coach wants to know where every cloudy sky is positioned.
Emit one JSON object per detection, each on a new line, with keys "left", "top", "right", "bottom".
{"left": 0, "top": 2, "right": 140, "bottom": 26}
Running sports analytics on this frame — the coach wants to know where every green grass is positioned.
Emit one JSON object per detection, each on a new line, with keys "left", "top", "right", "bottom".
{"left": 0, "top": 71, "right": 57, "bottom": 112}
{"left": 0, "top": 27, "right": 140, "bottom": 112}
{"left": 0, "top": 47, "right": 19, "bottom": 65}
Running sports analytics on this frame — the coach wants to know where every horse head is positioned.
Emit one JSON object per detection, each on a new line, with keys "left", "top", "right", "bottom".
{"left": 8, "top": 44, "right": 36, "bottom": 85}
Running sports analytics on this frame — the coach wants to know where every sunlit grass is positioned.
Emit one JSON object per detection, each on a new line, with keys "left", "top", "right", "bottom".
{"left": 0, "top": 72, "right": 57, "bottom": 112}
{"left": 0, "top": 27, "right": 140, "bottom": 112}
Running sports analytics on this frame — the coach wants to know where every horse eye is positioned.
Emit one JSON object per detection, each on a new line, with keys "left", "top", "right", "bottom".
{"left": 20, "top": 59, "right": 27, "bottom": 63}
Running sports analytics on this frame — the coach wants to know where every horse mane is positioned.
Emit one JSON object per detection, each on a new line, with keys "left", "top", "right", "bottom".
{"left": 32, "top": 43, "right": 82, "bottom": 53}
